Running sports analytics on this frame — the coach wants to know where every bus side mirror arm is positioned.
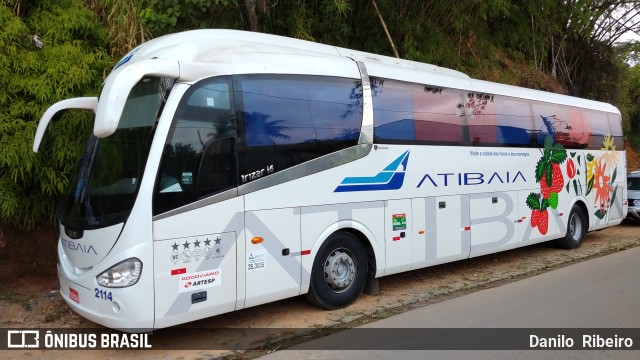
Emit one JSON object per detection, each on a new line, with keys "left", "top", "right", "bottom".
{"left": 32, "top": 97, "right": 98, "bottom": 153}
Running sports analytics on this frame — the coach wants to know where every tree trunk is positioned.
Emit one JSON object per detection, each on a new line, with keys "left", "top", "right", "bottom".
{"left": 245, "top": 0, "right": 259, "bottom": 32}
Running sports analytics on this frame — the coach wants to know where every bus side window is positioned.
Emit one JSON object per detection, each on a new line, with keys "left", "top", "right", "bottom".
{"left": 153, "top": 77, "right": 236, "bottom": 215}
{"left": 235, "top": 75, "right": 362, "bottom": 182}
{"left": 371, "top": 78, "right": 465, "bottom": 145}
{"left": 196, "top": 137, "right": 235, "bottom": 198}
{"left": 583, "top": 110, "right": 610, "bottom": 150}
{"left": 609, "top": 113, "right": 624, "bottom": 150}
{"left": 532, "top": 101, "right": 588, "bottom": 148}
{"left": 494, "top": 96, "right": 534, "bottom": 147}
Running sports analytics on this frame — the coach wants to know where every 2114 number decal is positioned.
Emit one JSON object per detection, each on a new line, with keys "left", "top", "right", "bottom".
{"left": 94, "top": 288, "right": 113, "bottom": 302}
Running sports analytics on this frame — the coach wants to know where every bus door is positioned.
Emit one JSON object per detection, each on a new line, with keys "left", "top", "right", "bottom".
{"left": 151, "top": 76, "right": 243, "bottom": 328}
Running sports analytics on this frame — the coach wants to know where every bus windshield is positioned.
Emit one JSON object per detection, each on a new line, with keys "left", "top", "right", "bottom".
{"left": 58, "top": 77, "right": 174, "bottom": 230}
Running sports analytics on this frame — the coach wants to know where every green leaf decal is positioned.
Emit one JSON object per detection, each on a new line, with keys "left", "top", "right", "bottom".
{"left": 540, "top": 198, "right": 550, "bottom": 211}
{"left": 545, "top": 162, "right": 553, "bottom": 186}
{"left": 526, "top": 193, "right": 540, "bottom": 210}
{"left": 611, "top": 167, "right": 617, "bottom": 184}
{"left": 573, "top": 179, "right": 578, "bottom": 194}
{"left": 586, "top": 176, "right": 594, "bottom": 196}
{"left": 548, "top": 192, "right": 559, "bottom": 209}
{"left": 535, "top": 157, "right": 546, "bottom": 183}
{"left": 610, "top": 186, "right": 618, "bottom": 207}
{"left": 586, "top": 153, "right": 594, "bottom": 162}
{"left": 594, "top": 209, "right": 607, "bottom": 219}
{"left": 551, "top": 150, "right": 567, "bottom": 164}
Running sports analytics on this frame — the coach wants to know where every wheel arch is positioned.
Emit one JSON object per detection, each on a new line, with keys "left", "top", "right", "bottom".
{"left": 303, "top": 220, "right": 382, "bottom": 294}
{"left": 571, "top": 197, "right": 590, "bottom": 230}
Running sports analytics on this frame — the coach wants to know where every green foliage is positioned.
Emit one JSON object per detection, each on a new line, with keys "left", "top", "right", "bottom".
{"left": 0, "top": 0, "right": 110, "bottom": 229}
{"left": 139, "top": 0, "right": 238, "bottom": 37}
{"left": 3, "top": 0, "right": 640, "bottom": 230}
{"left": 96, "top": 0, "right": 149, "bottom": 57}
{"left": 624, "top": 62, "right": 640, "bottom": 139}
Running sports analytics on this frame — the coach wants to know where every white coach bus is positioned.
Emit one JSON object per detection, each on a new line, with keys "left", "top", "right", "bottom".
{"left": 33, "top": 29, "right": 626, "bottom": 329}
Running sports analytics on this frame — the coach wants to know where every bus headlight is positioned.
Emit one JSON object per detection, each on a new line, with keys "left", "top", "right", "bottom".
{"left": 96, "top": 258, "right": 142, "bottom": 288}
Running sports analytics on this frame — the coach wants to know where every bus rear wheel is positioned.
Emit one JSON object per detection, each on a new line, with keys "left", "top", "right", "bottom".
{"left": 306, "top": 231, "right": 368, "bottom": 310}
{"left": 556, "top": 205, "right": 587, "bottom": 249}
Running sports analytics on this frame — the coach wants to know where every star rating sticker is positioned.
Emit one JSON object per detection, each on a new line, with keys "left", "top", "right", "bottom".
{"left": 214, "top": 237, "right": 222, "bottom": 245}
{"left": 171, "top": 242, "right": 179, "bottom": 251}
{"left": 182, "top": 240, "right": 190, "bottom": 249}
{"left": 204, "top": 238, "right": 211, "bottom": 246}
{"left": 194, "top": 239, "right": 201, "bottom": 247}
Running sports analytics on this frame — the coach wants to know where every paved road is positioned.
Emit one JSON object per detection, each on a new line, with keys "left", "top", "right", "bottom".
{"left": 259, "top": 246, "right": 640, "bottom": 360}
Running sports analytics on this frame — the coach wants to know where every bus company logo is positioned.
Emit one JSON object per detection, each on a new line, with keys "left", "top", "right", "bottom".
{"left": 61, "top": 238, "right": 97, "bottom": 256}
{"left": 335, "top": 150, "right": 410, "bottom": 192}
{"left": 178, "top": 269, "right": 221, "bottom": 293}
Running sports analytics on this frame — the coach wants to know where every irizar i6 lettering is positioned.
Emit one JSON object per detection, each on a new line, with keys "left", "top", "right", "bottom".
{"left": 33, "top": 29, "right": 626, "bottom": 329}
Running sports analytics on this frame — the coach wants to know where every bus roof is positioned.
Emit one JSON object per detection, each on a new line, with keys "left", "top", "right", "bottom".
{"left": 118, "top": 29, "right": 619, "bottom": 114}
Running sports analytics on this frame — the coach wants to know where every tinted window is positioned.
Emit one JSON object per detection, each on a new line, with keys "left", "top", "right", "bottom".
{"left": 372, "top": 78, "right": 465, "bottom": 145}
{"left": 609, "top": 113, "right": 624, "bottom": 150}
{"left": 628, "top": 176, "right": 640, "bottom": 190}
{"left": 154, "top": 77, "right": 236, "bottom": 215}
{"left": 531, "top": 102, "right": 588, "bottom": 148}
{"left": 494, "top": 96, "right": 534, "bottom": 146}
{"left": 235, "top": 75, "right": 361, "bottom": 184}
{"left": 583, "top": 110, "right": 610, "bottom": 150}
{"left": 467, "top": 91, "right": 497, "bottom": 145}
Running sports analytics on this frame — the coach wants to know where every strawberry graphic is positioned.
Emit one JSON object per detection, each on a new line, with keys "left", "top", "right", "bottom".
{"left": 537, "top": 210, "right": 549, "bottom": 235}
{"left": 539, "top": 163, "right": 564, "bottom": 199}
{"left": 526, "top": 192, "right": 550, "bottom": 234}
{"left": 528, "top": 134, "right": 566, "bottom": 235}
{"left": 526, "top": 135, "right": 567, "bottom": 236}
{"left": 540, "top": 174, "right": 551, "bottom": 199}
{"left": 529, "top": 208, "right": 549, "bottom": 235}
{"left": 530, "top": 209, "right": 540, "bottom": 227}
{"left": 550, "top": 163, "right": 564, "bottom": 193}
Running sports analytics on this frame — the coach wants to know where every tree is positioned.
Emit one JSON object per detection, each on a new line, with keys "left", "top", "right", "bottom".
{"left": 0, "top": 0, "right": 110, "bottom": 228}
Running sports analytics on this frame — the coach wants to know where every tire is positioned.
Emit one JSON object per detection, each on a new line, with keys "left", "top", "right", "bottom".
{"left": 556, "top": 205, "right": 587, "bottom": 249}
{"left": 305, "top": 231, "right": 368, "bottom": 310}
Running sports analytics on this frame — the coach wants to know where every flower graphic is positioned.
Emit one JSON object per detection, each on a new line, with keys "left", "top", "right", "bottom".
{"left": 585, "top": 135, "right": 619, "bottom": 219}
{"left": 592, "top": 160, "right": 612, "bottom": 211}
{"left": 602, "top": 134, "right": 615, "bottom": 150}
{"left": 586, "top": 156, "right": 597, "bottom": 184}
{"left": 600, "top": 134, "right": 618, "bottom": 169}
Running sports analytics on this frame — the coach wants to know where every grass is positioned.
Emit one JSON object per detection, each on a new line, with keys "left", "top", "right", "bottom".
{"left": 0, "top": 289, "right": 36, "bottom": 311}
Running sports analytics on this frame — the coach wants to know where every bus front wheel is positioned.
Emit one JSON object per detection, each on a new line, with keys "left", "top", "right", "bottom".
{"left": 306, "top": 231, "right": 368, "bottom": 310}
{"left": 556, "top": 205, "right": 587, "bottom": 249}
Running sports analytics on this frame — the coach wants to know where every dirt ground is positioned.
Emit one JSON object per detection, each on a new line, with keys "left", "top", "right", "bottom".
{"left": 2, "top": 220, "right": 639, "bottom": 359}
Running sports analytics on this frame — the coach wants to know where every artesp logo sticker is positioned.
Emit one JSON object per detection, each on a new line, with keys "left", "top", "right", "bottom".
{"left": 334, "top": 150, "right": 410, "bottom": 192}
